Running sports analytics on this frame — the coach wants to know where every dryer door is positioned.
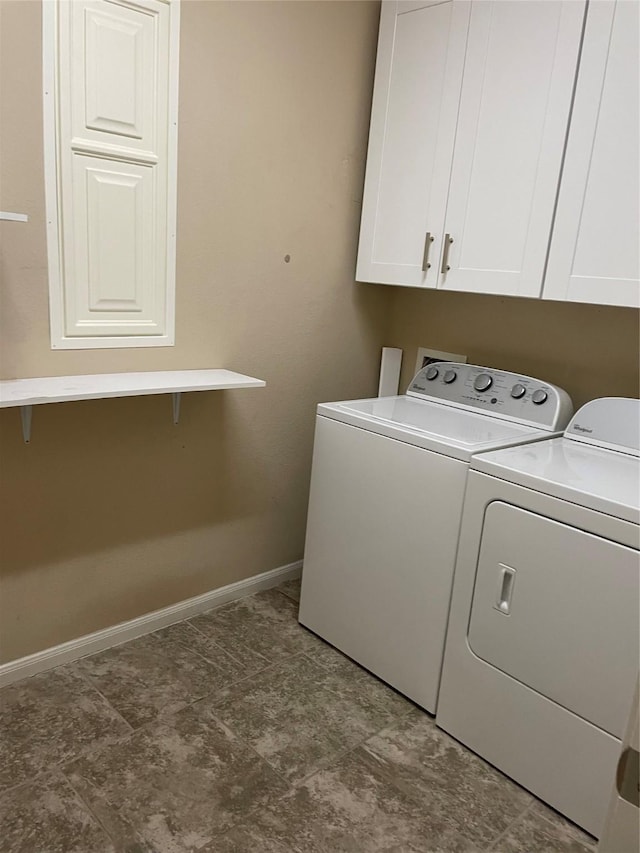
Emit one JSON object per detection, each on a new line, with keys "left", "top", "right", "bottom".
{"left": 468, "top": 501, "right": 639, "bottom": 738}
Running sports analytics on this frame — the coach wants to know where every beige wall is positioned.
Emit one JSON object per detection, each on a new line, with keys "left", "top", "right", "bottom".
{"left": 388, "top": 289, "right": 639, "bottom": 409}
{"left": 0, "top": 0, "right": 387, "bottom": 663}
{"left": 1, "top": 0, "right": 638, "bottom": 666}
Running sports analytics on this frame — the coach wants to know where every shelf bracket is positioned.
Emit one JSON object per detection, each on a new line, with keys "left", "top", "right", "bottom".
{"left": 172, "top": 393, "right": 181, "bottom": 425}
{"left": 20, "top": 405, "right": 33, "bottom": 444}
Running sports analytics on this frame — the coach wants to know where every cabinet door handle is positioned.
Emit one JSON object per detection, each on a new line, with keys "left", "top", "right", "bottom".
{"left": 441, "top": 233, "right": 454, "bottom": 274}
{"left": 421, "top": 232, "right": 435, "bottom": 271}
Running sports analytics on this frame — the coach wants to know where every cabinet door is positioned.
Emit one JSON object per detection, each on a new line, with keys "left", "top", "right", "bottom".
{"left": 45, "top": 0, "right": 179, "bottom": 347}
{"left": 438, "top": 1, "right": 585, "bottom": 297}
{"left": 544, "top": 1, "right": 640, "bottom": 308}
{"left": 356, "top": 1, "right": 470, "bottom": 288}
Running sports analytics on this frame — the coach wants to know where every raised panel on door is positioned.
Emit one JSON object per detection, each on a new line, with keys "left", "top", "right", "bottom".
{"left": 356, "top": 1, "right": 470, "bottom": 287}
{"left": 438, "top": 1, "right": 585, "bottom": 297}
{"left": 544, "top": 1, "right": 640, "bottom": 308}
{"left": 66, "top": 0, "right": 169, "bottom": 158}
{"left": 468, "top": 502, "right": 639, "bottom": 738}
{"left": 64, "top": 155, "right": 165, "bottom": 337}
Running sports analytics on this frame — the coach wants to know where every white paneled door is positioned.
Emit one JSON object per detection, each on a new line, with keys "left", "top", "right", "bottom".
{"left": 544, "top": 0, "right": 640, "bottom": 308}
{"left": 356, "top": 0, "right": 471, "bottom": 288}
{"left": 45, "top": 0, "right": 179, "bottom": 348}
{"left": 437, "top": 1, "right": 585, "bottom": 297}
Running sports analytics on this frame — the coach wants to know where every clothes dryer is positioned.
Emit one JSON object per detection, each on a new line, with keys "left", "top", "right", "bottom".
{"left": 298, "top": 363, "right": 573, "bottom": 713}
{"left": 436, "top": 397, "right": 640, "bottom": 837}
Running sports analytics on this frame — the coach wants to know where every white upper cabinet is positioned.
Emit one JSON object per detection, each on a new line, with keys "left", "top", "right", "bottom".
{"left": 437, "top": 1, "right": 584, "bottom": 298}
{"left": 356, "top": 0, "right": 640, "bottom": 308}
{"left": 544, "top": 0, "right": 640, "bottom": 308}
{"left": 357, "top": 0, "right": 585, "bottom": 296}
{"left": 356, "top": 1, "right": 471, "bottom": 287}
{"left": 44, "top": 0, "right": 180, "bottom": 348}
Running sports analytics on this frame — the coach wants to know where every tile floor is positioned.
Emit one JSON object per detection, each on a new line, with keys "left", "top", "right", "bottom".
{"left": 0, "top": 580, "right": 597, "bottom": 853}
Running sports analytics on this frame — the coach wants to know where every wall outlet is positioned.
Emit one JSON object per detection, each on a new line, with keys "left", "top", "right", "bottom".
{"left": 415, "top": 347, "right": 468, "bottom": 375}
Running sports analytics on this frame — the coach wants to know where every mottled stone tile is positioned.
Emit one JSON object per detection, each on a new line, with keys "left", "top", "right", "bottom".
{"left": 0, "top": 773, "right": 116, "bottom": 853}
{"left": 262, "top": 586, "right": 375, "bottom": 679}
{"left": 64, "top": 702, "right": 289, "bottom": 852}
{"left": 209, "top": 653, "right": 411, "bottom": 782}
{"left": 252, "top": 588, "right": 331, "bottom": 653}
{"left": 360, "top": 709, "right": 534, "bottom": 848}
{"left": 254, "top": 587, "right": 301, "bottom": 621}
{"left": 206, "top": 825, "right": 295, "bottom": 853}
{"left": 76, "top": 628, "right": 246, "bottom": 728}
{"left": 277, "top": 577, "right": 301, "bottom": 602}
{"left": 157, "top": 619, "right": 268, "bottom": 680}
{"left": 490, "top": 800, "right": 597, "bottom": 853}
{"left": 209, "top": 750, "right": 482, "bottom": 852}
{"left": 307, "top": 634, "right": 378, "bottom": 677}
{"left": 189, "top": 588, "right": 323, "bottom": 665}
{"left": 0, "top": 666, "right": 130, "bottom": 792}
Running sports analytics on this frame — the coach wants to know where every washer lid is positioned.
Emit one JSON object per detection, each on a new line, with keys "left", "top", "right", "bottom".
{"left": 472, "top": 436, "right": 640, "bottom": 524}
{"left": 317, "top": 396, "right": 552, "bottom": 462}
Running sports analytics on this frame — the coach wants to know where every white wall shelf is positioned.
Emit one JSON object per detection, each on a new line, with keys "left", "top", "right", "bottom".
{"left": 0, "top": 369, "right": 266, "bottom": 443}
{"left": 0, "top": 211, "right": 29, "bottom": 222}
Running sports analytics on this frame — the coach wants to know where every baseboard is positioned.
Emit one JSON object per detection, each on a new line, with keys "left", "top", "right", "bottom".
{"left": 0, "top": 560, "right": 302, "bottom": 688}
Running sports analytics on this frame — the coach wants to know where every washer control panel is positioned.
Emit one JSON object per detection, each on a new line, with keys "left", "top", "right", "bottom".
{"left": 407, "top": 363, "right": 573, "bottom": 430}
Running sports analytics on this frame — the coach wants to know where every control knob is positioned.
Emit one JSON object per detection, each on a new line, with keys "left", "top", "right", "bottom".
{"left": 473, "top": 373, "right": 493, "bottom": 392}
{"left": 532, "top": 389, "right": 548, "bottom": 405}
{"left": 443, "top": 369, "right": 457, "bottom": 384}
{"left": 511, "top": 383, "right": 526, "bottom": 399}
{"left": 425, "top": 366, "right": 439, "bottom": 380}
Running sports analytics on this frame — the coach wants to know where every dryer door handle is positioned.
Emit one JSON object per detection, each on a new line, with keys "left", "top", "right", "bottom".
{"left": 494, "top": 564, "right": 516, "bottom": 615}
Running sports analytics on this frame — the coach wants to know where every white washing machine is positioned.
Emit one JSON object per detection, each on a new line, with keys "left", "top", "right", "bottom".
{"left": 436, "top": 397, "right": 640, "bottom": 838}
{"left": 298, "top": 363, "right": 573, "bottom": 713}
